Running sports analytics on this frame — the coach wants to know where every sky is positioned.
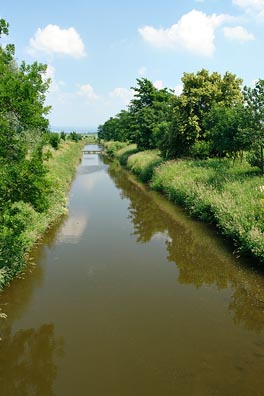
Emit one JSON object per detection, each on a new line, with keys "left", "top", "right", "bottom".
{"left": 1, "top": 0, "right": 264, "bottom": 131}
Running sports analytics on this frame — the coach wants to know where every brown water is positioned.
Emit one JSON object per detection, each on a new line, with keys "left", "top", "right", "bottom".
{"left": 0, "top": 145, "right": 264, "bottom": 396}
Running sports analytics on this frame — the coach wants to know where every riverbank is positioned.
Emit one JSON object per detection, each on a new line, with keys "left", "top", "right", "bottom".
{"left": 0, "top": 140, "right": 84, "bottom": 290}
{"left": 104, "top": 141, "right": 264, "bottom": 264}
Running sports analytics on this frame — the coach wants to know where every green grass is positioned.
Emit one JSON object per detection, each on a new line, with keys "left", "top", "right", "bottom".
{"left": 0, "top": 140, "right": 84, "bottom": 290}
{"left": 115, "top": 144, "right": 138, "bottom": 166}
{"left": 103, "top": 141, "right": 128, "bottom": 157}
{"left": 126, "top": 150, "right": 163, "bottom": 182}
{"left": 151, "top": 158, "right": 264, "bottom": 262}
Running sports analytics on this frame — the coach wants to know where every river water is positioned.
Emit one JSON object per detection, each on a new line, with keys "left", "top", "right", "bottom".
{"left": 0, "top": 145, "right": 264, "bottom": 396}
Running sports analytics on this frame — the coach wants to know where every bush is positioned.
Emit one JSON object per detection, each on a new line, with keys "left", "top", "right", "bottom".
{"left": 103, "top": 141, "right": 128, "bottom": 157}
{"left": 68, "top": 131, "right": 82, "bottom": 142}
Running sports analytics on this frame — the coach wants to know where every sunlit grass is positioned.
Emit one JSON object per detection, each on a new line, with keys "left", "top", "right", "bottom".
{"left": 151, "top": 158, "right": 264, "bottom": 262}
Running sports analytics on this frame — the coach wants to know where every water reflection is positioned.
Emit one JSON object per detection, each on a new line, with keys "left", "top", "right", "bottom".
{"left": 0, "top": 323, "right": 64, "bottom": 396}
{"left": 108, "top": 161, "right": 264, "bottom": 333}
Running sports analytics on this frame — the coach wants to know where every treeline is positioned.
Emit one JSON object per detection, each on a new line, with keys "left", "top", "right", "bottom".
{"left": 98, "top": 71, "right": 264, "bottom": 173}
{"left": 0, "top": 20, "right": 83, "bottom": 286}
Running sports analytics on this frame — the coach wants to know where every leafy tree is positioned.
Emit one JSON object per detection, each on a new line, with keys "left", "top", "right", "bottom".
{"left": 243, "top": 79, "right": 264, "bottom": 173}
{"left": 162, "top": 69, "right": 243, "bottom": 158}
{"left": 68, "top": 131, "right": 82, "bottom": 141}
{"left": 0, "top": 19, "right": 52, "bottom": 273}
{"left": 128, "top": 78, "right": 173, "bottom": 150}
{"left": 204, "top": 103, "right": 251, "bottom": 159}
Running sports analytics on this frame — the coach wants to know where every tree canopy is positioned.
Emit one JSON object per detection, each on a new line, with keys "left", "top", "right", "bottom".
{"left": 99, "top": 70, "right": 264, "bottom": 173}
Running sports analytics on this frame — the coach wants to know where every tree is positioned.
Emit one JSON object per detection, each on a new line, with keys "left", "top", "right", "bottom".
{"left": 128, "top": 78, "right": 173, "bottom": 150}
{"left": 204, "top": 103, "right": 251, "bottom": 159}
{"left": 243, "top": 79, "right": 264, "bottom": 174}
{"left": 0, "top": 19, "right": 52, "bottom": 272}
{"left": 162, "top": 69, "right": 243, "bottom": 159}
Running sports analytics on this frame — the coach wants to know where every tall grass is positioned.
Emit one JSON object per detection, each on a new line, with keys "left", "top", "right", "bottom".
{"left": 126, "top": 150, "right": 163, "bottom": 182}
{"left": 151, "top": 159, "right": 264, "bottom": 262}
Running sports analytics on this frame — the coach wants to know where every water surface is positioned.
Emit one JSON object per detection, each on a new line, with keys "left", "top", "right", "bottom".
{"left": 0, "top": 145, "right": 264, "bottom": 396}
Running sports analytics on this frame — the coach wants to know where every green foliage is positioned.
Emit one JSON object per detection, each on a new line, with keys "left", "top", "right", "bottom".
{"left": 161, "top": 69, "right": 243, "bottom": 159}
{"left": 204, "top": 103, "right": 251, "bottom": 158}
{"left": 60, "top": 131, "right": 66, "bottom": 140}
{"left": 189, "top": 140, "right": 211, "bottom": 159}
{"left": 0, "top": 19, "right": 59, "bottom": 289}
{"left": 128, "top": 78, "right": 173, "bottom": 150}
{"left": 243, "top": 79, "right": 264, "bottom": 173}
{"left": 116, "top": 145, "right": 138, "bottom": 166}
{"left": 68, "top": 131, "right": 82, "bottom": 142}
{"left": 0, "top": 141, "right": 84, "bottom": 290}
{"left": 127, "top": 150, "right": 163, "bottom": 182}
{"left": 47, "top": 132, "right": 61, "bottom": 150}
{"left": 103, "top": 141, "right": 128, "bottom": 157}
{"left": 98, "top": 110, "right": 132, "bottom": 142}
{"left": 151, "top": 158, "right": 263, "bottom": 261}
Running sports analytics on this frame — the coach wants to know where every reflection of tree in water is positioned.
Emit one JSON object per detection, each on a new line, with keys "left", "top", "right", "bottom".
{"left": 0, "top": 323, "right": 64, "bottom": 396}
{"left": 108, "top": 161, "right": 264, "bottom": 333}
{"left": 0, "top": 217, "right": 65, "bottom": 396}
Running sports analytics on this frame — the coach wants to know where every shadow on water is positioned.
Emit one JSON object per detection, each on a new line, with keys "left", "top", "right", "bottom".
{"left": 107, "top": 160, "right": 264, "bottom": 334}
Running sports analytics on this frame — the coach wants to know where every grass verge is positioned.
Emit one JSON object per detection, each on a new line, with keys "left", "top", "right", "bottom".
{"left": 151, "top": 159, "right": 264, "bottom": 262}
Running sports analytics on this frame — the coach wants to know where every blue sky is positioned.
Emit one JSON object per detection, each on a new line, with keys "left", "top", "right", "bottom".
{"left": 1, "top": 0, "right": 264, "bottom": 130}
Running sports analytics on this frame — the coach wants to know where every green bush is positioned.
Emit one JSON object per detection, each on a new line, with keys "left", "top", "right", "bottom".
{"left": 103, "top": 141, "right": 128, "bottom": 157}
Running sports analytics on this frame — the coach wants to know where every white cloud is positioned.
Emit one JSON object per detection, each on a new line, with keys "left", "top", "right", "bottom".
{"left": 153, "top": 80, "right": 163, "bottom": 90}
{"left": 109, "top": 87, "right": 134, "bottom": 104}
{"left": 138, "top": 10, "right": 231, "bottom": 56}
{"left": 78, "top": 84, "right": 98, "bottom": 100}
{"left": 45, "top": 64, "right": 56, "bottom": 80}
{"left": 174, "top": 84, "right": 183, "bottom": 95}
{"left": 43, "top": 64, "right": 65, "bottom": 93}
{"left": 138, "top": 66, "right": 147, "bottom": 76}
{"left": 233, "top": 0, "right": 264, "bottom": 18}
{"left": 223, "top": 26, "right": 255, "bottom": 41}
{"left": 29, "top": 24, "right": 86, "bottom": 58}
{"left": 233, "top": 0, "right": 264, "bottom": 10}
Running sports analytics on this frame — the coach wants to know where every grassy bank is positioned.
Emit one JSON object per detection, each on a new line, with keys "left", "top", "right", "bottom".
{"left": 105, "top": 141, "right": 264, "bottom": 263}
{"left": 0, "top": 140, "right": 84, "bottom": 290}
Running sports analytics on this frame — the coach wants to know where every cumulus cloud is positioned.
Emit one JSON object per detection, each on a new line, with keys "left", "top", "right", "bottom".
{"left": 233, "top": 0, "right": 264, "bottom": 18}
{"left": 29, "top": 24, "right": 86, "bottom": 58}
{"left": 223, "top": 26, "right": 255, "bottom": 41}
{"left": 109, "top": 87, "right": 134, "bottom": 104}
{"left": 174, "top": 84, "right": 183, "bottom": 96}
{"left": 153, "top": 80, "right": 163, "bottom": 90}
{"left": 78, "top": 84, "right": 98, "bottom": 100}
{"left": 138, "top": 9, "right": 231, "bottom": 56}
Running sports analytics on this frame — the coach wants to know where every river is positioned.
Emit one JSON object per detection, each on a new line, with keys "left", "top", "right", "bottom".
{"left": 0, "top": 144, "right": 264, "bottom": 396}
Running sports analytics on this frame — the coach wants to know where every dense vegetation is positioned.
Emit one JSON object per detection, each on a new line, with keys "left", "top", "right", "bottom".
{"left": 100, "top": 72, "right": 264, "bottom": 263}
{"left": 99, "top": 72, "right": 264, "bottom": 173}
{"left": 0, "top": 20, "right": 84, "bottom": 289}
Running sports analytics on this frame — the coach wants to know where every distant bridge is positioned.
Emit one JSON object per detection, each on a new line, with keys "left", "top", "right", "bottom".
{"left": 82, "top": 149, "right": 102, "bottom": 154}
